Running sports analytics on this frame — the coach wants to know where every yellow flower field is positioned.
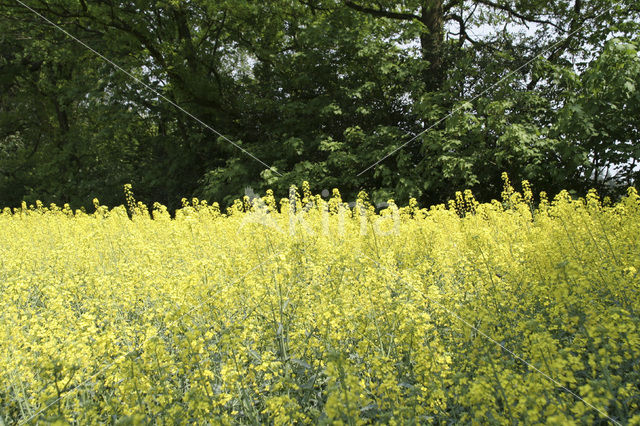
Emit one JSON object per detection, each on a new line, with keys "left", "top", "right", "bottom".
{"left": 1, "top": 177, "right": 639, "bottom": 424}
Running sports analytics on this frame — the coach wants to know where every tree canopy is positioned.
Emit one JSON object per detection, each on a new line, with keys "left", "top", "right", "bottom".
{"left": 1, "top": 0, "right": 639, "bottom": 209}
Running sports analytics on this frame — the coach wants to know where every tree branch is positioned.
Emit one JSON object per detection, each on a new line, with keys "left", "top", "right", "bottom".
{"left": 344, "top": 1, "right": 419, "bottom": 21}
{"left": 527, "top": 0, "right": 584, "bottom": 90}
{"left": 448, "top": 13, "right": 499, "bottom": 51}
{"left": 547, "top": 0, "right": 582, "bottom": 62}
{"left": 473, "top": 0, "right": 565, "bottom": 32}
{"left": 443, "top": 0, "right": 463, "bottom": 14}
{"left": 448, "top": 13, "right": 475, "bottom": 48}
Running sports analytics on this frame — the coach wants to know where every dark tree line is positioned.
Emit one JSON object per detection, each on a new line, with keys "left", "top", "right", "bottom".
{"left": 1, "top": 0, "right": 639, "bottom": 210}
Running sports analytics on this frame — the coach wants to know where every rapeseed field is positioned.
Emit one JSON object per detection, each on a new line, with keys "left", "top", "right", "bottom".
{"left": 1, "top": 176, "right": 639, "bottom": 424}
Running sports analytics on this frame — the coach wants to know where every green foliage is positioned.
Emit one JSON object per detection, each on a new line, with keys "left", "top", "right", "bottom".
{"left": 0, "top": 0, "right": 639, "bottom": 209}
{"left": 555, "top": 38, "right": 640, "bottom": 194}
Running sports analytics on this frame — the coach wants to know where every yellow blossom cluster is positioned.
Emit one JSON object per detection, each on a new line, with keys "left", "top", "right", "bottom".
{"left": 1, "top": 177, "right": 639, "bottom": 424}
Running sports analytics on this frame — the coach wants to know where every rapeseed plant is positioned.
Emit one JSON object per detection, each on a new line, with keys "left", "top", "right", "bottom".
{"left": 0, "top": 179, "right": 638, "bottom": 424}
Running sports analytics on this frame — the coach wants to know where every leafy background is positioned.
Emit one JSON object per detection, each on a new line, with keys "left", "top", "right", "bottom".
{"left": 1, "top": 0, "right": 639, "bottom": 209}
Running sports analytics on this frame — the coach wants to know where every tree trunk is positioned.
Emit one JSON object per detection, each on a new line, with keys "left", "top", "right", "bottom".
{"left": 419, "top": 0, "right": 445, "bottom": 91}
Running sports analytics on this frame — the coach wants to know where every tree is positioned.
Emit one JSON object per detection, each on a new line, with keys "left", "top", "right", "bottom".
{"left": 1, "top": 0, "right": 638, "bottom": 209}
